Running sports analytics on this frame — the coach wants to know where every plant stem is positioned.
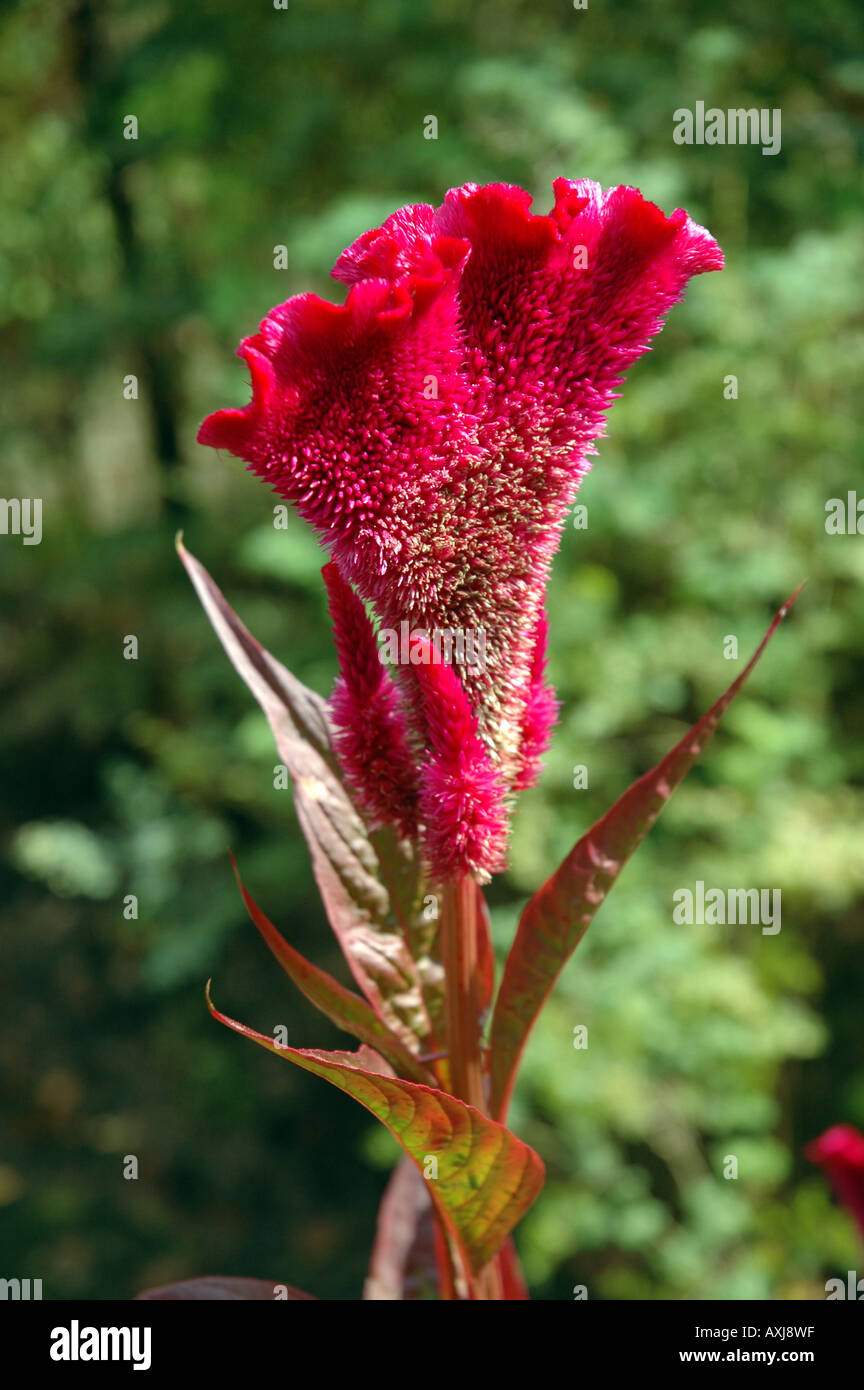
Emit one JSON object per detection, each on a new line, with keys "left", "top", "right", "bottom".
{"left": 441, "top": 874, "right": 506, "bottom": 1300}
{"left": 441, "top": 875, "right": 486, "bottom": 1113}
{"left": 433, "top": 1220, "right": 459, "bottom": 1300}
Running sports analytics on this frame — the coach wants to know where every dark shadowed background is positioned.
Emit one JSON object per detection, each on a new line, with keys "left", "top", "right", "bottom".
{"left": 1, "top": 0, "right": 863, "bottom": 1299}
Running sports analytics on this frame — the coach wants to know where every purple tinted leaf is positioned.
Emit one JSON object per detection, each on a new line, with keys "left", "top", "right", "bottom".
{"left": 178, "top": 540, "right": 433, "bottom": 1050}
{"left": 364, "top": 1158, "right": 439, "bottom": 1300}
{"left": 136, "top": 1277, "right": 315, "bottom": 1300}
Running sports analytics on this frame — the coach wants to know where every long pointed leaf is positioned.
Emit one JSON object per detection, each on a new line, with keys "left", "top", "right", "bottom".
{"left": 178, "top": 535, "right": 334, "bottom": 761}
{"left": 207, "top": 986, "right": 544, "bottom": 1277}
{"left": 179, "top": 539, "right": 433, "bottom": 1049}
{"left": 489, "top": 589, "right": 802, "bottom": 1121}
{"left": 231, "top": 855, "right": 433, "bottom": 1085}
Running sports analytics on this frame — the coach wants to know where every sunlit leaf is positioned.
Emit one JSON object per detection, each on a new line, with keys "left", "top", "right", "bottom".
{"left": 207, "top": 986, "right": 545, "bottom": 1277}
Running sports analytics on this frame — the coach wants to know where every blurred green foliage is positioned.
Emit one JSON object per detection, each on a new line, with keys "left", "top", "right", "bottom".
{"left": 1, "top": 0, "right": 862, "bottom": 1300}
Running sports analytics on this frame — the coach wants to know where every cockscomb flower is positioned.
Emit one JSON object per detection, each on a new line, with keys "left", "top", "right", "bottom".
{"left": 806, "top": 1124, "right": 864, "bottom": 1239}
{"left": 512, "top": 610, "right": 559, "bottom": 793}
{"left": 199, "top": 179, "right": 722, "bottom": 877}
{"left": 322, "top": 560, "right": 419, "bottom": 840}
{"left": 412, "top": 635, "right": 509, "bottom": 882}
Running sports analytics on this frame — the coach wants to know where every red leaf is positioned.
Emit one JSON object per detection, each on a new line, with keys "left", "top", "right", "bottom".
{"left": 489, "top": 589, "right": 803, "bottom": 1121}
{"left": 231, "top": 855, "right": 433, "bottom": 1085}
{"left": 364, "top": 1158, "right": 440, "bottom": 1300}
{"left": 207, "top": 986, "right": 545, "bottom": 1277}
{"left": 136, "top": 1277, "right": 315, "bottom": 1300}
{"left": 498, "top": 1239, "right": 530, "bottom": 1300}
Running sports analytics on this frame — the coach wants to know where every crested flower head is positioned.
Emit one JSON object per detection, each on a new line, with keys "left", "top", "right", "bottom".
{"left": 199, "top": 179, "right": 722, "bottom": 878}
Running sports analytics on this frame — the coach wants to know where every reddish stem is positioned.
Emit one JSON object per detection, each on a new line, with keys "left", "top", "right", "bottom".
{"left": 440, "top": 874, "right": 505, "bottom": 1299}
{"left": 441, "top": 875, "right": 486, "bottom": 1113}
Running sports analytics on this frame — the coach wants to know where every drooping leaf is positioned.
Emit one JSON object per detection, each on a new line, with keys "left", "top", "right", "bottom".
{"left": 489, "top": 589, "right": 803, "bottom": 1122}
{"left": 179, "top": 539, "right": 433, "bottom": 1050}
{"left": 136, "top": 1277, "right": 315, "bottom": 1300}
{"left": 231, "top": 855, "right": 433, "bottom": 1085}
{"left": 207, "top": 986, "right": 545, "bottom": 1277}
{"left": 364, "top": 1157, "right": 440, "bottom": 1300}
{"left": 178, "top": 535, "right": 334, "bottom": 761}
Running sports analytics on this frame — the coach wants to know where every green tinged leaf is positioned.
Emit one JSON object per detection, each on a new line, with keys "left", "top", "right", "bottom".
{"left": 207, "top": 986, "right": 545, "bottom": 1276}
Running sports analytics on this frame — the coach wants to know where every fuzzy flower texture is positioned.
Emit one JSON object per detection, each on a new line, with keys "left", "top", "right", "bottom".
{"left": 199, "top": 180, "right": 722, "bottom": 881}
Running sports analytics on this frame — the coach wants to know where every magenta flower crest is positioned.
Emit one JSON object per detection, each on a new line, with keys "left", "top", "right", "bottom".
{"left": 199, "top": 179, "right": 722, "bottom": 878}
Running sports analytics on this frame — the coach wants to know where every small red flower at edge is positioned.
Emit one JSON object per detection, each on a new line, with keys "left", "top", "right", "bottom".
{"left": 806, "top": 1124, "right": 864, "bottom": 1240}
